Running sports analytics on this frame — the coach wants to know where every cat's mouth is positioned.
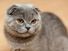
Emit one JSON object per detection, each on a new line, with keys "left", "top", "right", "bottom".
{"left": 16, "top": 31, "right": 33, "bottom": 38}
{"left": 6, "top": 25, "right": 35, "bottom": 38}
{"left": 5, "top": 27, "right": 35, "bottom": 43}
{"left": 5, "top": 25, "right": 36, "bottom": 43}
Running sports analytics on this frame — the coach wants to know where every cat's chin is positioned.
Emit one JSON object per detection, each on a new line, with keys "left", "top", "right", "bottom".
{"left": 18, "top": 32, "right": 33, "bottom": 38}
{"left": 16, "top": 30, "right": 36, "bottom": 38}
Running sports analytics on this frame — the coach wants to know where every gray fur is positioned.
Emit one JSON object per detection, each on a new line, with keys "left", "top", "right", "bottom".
{"left": 4, "top": 4, "right": 68, "bottom": 51}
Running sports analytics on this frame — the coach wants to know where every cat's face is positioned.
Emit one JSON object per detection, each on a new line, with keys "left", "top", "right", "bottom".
{"left": 5, "top": 4, "right": 42, "bottom": 38}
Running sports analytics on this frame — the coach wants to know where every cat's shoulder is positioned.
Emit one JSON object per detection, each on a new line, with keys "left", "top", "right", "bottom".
{"left": 41, "top": 12, "right": 60, "bottom": 20}
{"left": 40, "top": 12, "right": 64, "bottom": 25}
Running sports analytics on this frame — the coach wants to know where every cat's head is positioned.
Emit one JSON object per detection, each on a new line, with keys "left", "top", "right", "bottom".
{"left": 5, "top": 4, "right": 42, "bottom": 38}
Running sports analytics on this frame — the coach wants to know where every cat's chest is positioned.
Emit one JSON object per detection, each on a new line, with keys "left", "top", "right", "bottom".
{"left": 9, "top": 37, "right": 41, "bottom": 51}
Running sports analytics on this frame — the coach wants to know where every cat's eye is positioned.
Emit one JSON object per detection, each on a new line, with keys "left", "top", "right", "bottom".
{"left": 31, "top": 19, "right": 37, "bottom": 24}
{"left": 16, "top": 18, "right": 24, "bottom": 24}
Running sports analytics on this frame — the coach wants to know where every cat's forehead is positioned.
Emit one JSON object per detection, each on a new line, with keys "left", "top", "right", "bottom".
{"left": 7, "top": 4, "right": 40, "bottom": 21}
{"left": 18, "top": 6, "right": 37, "bottom": 21}
{"left": 18, "top": 8, "right": 38, "bottom": 21}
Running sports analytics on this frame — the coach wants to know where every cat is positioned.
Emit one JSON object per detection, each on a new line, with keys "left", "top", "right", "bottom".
{"left": 4, "top": 4, "right": 68, "bottom": 51}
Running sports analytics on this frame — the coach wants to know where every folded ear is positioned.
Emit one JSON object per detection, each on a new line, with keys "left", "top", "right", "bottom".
{"left": 7, "top": 4, "right": 18, "bottom": 15}
{"left": 33, "top": 7, "right": 41, "bottom": 14}
{"left": 35, "top": 8, "right": 40, "bottom": 12}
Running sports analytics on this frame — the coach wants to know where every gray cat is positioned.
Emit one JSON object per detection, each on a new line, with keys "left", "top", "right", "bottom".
{"left": 4, "top": 4, "right": 68, "bottom": 51}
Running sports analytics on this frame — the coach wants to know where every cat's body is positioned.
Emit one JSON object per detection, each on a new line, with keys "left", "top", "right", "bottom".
{"left": 4, "top": 4, "right": 68, "bottom": 51}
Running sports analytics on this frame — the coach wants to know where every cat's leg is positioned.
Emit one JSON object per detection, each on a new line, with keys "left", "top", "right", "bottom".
{"left": 15, "top": 49, "right": 21, "bottom": 51}
{"left": 10, "top": 48, "right": 21, "bottom": 51}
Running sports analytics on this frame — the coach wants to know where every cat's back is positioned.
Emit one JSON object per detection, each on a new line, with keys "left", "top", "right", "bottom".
{"left": 41, "top": 12, "right": 67, "bottom": 35}
{"left": 41, "top": 12, "right": 68, "bottom": 51}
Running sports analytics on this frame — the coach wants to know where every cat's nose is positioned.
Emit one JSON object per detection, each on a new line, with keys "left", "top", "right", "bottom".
{"left": 25, "top": 27, "right": 30, "bottom": 30}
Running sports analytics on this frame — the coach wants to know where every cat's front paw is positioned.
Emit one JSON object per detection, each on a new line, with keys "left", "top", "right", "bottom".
{"left": 15, "top": 49, "right": 20, "bottom": 51}
{"left": 11, "top": 48, "right": 21, "bottom": 51}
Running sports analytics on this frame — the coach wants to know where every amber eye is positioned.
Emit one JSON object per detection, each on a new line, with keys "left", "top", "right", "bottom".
{"left": 16, "top": 18, "right": 24, "bottom": 24}
{"left": 31, "top": 19, "right": 37, "bottom": 24}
